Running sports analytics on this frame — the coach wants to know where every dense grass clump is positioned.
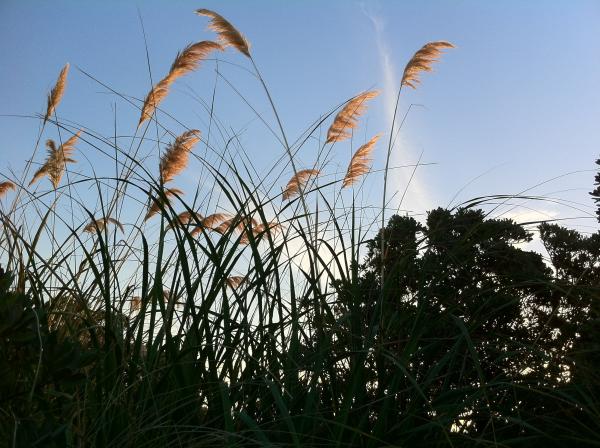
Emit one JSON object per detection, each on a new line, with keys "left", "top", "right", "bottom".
{"left": 1, "top": 8, "right": 599, "bottom": 447}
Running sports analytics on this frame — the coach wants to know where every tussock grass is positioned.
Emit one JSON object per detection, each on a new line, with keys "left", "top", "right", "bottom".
{"left": 1, "top": 8, "right": 599, "bottom": 448}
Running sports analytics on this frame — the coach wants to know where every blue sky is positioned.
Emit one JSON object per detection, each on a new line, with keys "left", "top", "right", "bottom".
{"left": 1, "top": 0, "right": 599, "bottom": 235}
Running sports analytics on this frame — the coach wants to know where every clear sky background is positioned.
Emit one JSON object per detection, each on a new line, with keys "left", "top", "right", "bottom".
{"left": 1, "top": 0, "right": 599, "bottom": 238}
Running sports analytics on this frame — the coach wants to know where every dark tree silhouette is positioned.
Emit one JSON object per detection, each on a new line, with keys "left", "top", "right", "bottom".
{"left": 324, "top": 200, "right": 600, "bottom": 444}
{"left": 592, "top": 158, "right": 600, "bottom": 223}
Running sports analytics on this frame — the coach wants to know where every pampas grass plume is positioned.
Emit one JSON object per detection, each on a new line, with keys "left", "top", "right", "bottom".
{"left": 401, "top": 41, "right": 454, "bottom": 89}
{"left": 326, "top": 91, "right": 379, "bottom": 143}
{"left": 282, "top": 169, "right": 320, "bottom": 200}
{"left": 160, "top": 130, "right": 201, "bottom": 184}
{"left": 195, "top": 9, "right": 250, "bottom": 57}
{"left": 44, "top": 63, "right": 69, "bottom": 123}
{"left": 0, "top": 181, "right": 15, "bottom": 198}
{"left": 342, "top": 134, "right": 381, "bottom": 188}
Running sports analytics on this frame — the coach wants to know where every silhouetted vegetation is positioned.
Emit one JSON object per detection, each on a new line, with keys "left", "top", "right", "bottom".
{"left": 1, "top": 8, "right": 598, "bottom": 447}
{"left": 1, "top": 167, "right": 598, "bottom": 446}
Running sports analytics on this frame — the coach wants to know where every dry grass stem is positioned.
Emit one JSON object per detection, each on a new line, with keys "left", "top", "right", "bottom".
{"left": 342, "top": 134, "right": 381, "bottom": 188}
{"left": 401, "top": 41, "right": 455, "bottom": 89}
{"left": 282, "top": 169, "right": 320, "bottom": 200}
{"left": 326, "top": 91, "right": 379, "bottom": 143}
{"left": 195, "top": 9, "right": 250, "bottom": 57}
{"left": 83, "top": 217, "right": 124, "bottom": 233}
{"left": 44, "top": 63, "right": 69, "bottom": 123}
{"left": 29, "top": 130, "right": 81, "bottom": 189}
{"left": 138, "top": 42, "right": 222, "bottom": 126}
{"left": 160, "top": 130, "right": 201, "bottom": 183}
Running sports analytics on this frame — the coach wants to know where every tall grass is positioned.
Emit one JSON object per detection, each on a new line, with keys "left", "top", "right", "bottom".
{"left": 1, "top": 8, "right": 599, "bottom": 448}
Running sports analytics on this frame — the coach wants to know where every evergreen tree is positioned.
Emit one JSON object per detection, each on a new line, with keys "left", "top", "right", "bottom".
{"left": 591, "top": 158, "right": 600, "bottom": 222}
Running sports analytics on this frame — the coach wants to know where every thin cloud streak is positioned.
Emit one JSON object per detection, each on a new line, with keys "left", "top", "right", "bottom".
{"left": 362, "top": 4, "right": 436, "bottom": 216}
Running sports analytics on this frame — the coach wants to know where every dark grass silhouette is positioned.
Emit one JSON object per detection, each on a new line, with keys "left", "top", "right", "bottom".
{"left": 1, "top": 7, "right": 599, "bottom": 447}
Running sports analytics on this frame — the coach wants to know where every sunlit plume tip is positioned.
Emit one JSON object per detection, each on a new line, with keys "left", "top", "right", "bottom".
{"left": 195, "top": 9, "right": 250, "bottom": 57}
{"left": 401, "top": 41, "right": 454, "bottom": 89}
{"left": 326, "top": 91, "right": 379, "bottom": 144}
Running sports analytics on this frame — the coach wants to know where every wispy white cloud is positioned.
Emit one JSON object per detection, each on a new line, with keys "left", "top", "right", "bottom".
{"left": 361, "top": 3, "right": 436, "bottom": 217}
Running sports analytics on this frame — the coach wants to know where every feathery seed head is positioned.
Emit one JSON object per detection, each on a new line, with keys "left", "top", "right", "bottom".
{"left": 195, "top": 9, "right": 250, "bottom": 57}
{"left": 210, "top": 214, "right": 255, "bottom": 236}
{"left": 191, "top": 212, "right": 230, "bottom": 236}
{"left": 401, "top": 41, "right": 454, "bottom": 89}
{"left": 29, "top": 130, "right": 81, "bottom": 189}
{"left": 160, "top": 130, "right": 201, "bottom": 184}
{"left": 138, "top": 78, "right": 171, "bottom": 127}
{"left": 83, "top": 217, "right": 124, "bottom": 233}
{"left": 138, "top": 41, "right": 222, "bottom": 127}
{"left": 167, "top": 211, "right": 204, "bottom": 230}
{"left": 0, "top": 181, "right": 15, "bottom": 198}
{"left": 131, "top": 297, "right": 141, "bottom": 312}
{"left": 44, "top": 63, "right": 69, "bottom": 123}
{"left": 342, "top": 134, "right": 381, "bottom": 188}
{"left": 144, "top": 188, "right": 184, "bottom": 221}
{"left": 169, "top": 41, "right": 223, "bottom": 78}
{"left": 326, "top": 91, "right": 379, "bottom": 143}
{"left": 226, "top": 276, "right": 246, "bottom": 289}
{"left": 202, "top": 213, "right": 230, "bottom": 229}
{"left": 211, "top": 217, "right": 237, "bottom": 235}
{"left": 282, "top": 169, "right": 320, "bottom": 200}
{"left": 240, "top": 220, "right": 282, "bottom": 245}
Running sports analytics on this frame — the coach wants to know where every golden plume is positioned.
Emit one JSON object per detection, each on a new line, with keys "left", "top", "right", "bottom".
{"left": 29, "top": 130, "right": 81, "bottom": 189}
{"left": 401, "top": 41, "right": 454, "bottom": 89}
{"left": 159, "top": 130, "right": 201, "bottom": 183}
{"left": 138, "top": 78, "right": 171, "bottom": 127}
{"left": 144, "top": 188, "right": 184, "bottom": 221}
{"left": 230, "top": 215, "right": 259, "bottom": 243}
{"left": 232, "top": 214, "right": 258, "bottom": 232}
{"left": 226, "top": 275, "right": 246, "bottom": 289}
{"left": 191, "top": 212, "right": 230, "bottom": 236}
{"left": 195, "top": 9, "right": 250, "bottom": 57}
{"left": 282, "top": 169, "right": 320, "bottom": 200}
{"left": 211, "top": 217, "right": 237, "bottom": 235}
{"left": 256, "top": 221, "right": 283, "bottom": 235}
{"left": 44, "top": 63, "right": 69, "bottom": 123}
{"left": 138, "top": 41, "right": 222, "bottom": 126}
{"left": 169, "top": 41, "right": 223, "bottom": 78}
{"left": 240, "top": 220, "right": 282, "bottom": 245}
{"left": 190, "top": 226, "right": 206, "bottom": 237}
{"left": 239, "top": 231, "right": 251, "bottom": 245}
{"left": 326, "top": 91, "right": 379, "bottom": 144}
{"left": 202, "top": 213, "right": 230, "bottom": 228}
{"left": 83, "top": 217, "right": 124, "bottom": 233}
{"left": 0, "top": 181, "right": 15, "bottom": 198}
{"left": 210, "top": 214, "right": 255, "bottom": 236}
{"left": 131, "top": 296, "right": 141, "bottom": 312}
{"left": 166, "top": 211, "right": 204, "bottom": 230}
{"left": 342, "top": 134, "right": 381, "bottom": 188}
